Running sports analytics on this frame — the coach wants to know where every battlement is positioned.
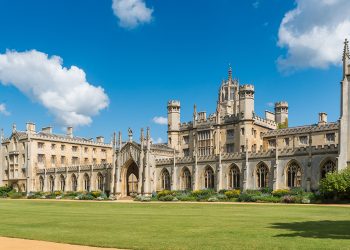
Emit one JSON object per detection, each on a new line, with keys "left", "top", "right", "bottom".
{"left": 239, "top": 84, "right": 254, "bottom": 92}
{"left": 167, "top": 100, "right": 181, "bottom": 107}
{"left": 275, "top": 101, "right": 289, "bottom": 108}
{"left": 254, "top": 115, "right": 277, "bottom": 129}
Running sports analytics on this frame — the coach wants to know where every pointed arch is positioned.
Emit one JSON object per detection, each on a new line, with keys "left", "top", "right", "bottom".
{"left": 256, "top": 162, "right": 269, "bottom": 189}
{"left": 229, "top": 164, "right": 240, "bottom": 189}
{"left": 161, "top": 168, "right": 171, "bottom": 190}
{"left": 83, "top": 173, "right": 90, "bottom": 192}
{"left": 59, "top": 175, "right": 65, "bottom": 191}
{"left": 48, "top": 175, "right": 55, "bottom": 192}
{"left": 204, "top": 165, "right": 215, "bottom": 189}
{"left": 286, "top": 160, "right": 302, "bottom": 188}
{"left": 320, "top": 159, "right": 336, "bottom": 179}
{"left": 39, "top": 176, "right": 44, "bottom": 192}
{"left": 181, "top": 167, "right": 192, "bottom": 191}
{"left": 71, "top": 174, "right": 78, "bottom": 191}
{"left": 97, "top": 172, "right": 104, "bottom": 191}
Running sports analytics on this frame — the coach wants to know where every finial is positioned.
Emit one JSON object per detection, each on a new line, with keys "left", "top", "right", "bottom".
{"left": 118, "top": 131, "right": 122, "bottom": 149}
{"left": 12, "top": 123, "right": 16, "bottom": 133}
{"left": 228, "top": 64, "right": 232, "bottom": 80}
{"left": 128, "top": 128, "right": 133, "bottom": 142}
{"left": 0, "top": 128, "right": 4, "bottom": 141}
{"left": 344, "top": 38, "right": 349, "bottom": 60}
{"left": 146, "top": 127, "right": 150, "bottom": 140}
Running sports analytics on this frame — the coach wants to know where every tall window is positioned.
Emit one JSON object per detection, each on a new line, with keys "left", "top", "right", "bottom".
{"left": 97, "top": 173, "right": 104, "bottom": 191}
{"left": 59, "top": 175, "right": 65, "bottom": 191}
{"left": 181, "top": 167, "right": 192, "bottom": 190}
{"left": 256, "top": 163, "right": 269, "bottom": 188}
{"left": 49, "top": 175, "right": 54, "bottom": 192}
{"left": 204, "top": 166, "right": 215, "bottom": 189}
{"left": 161, "top": 169, "right": 171, "bottom": 190}
{"left": 39, "top": 176, "right": 44, "bottom": 191}
{"left": 198, "top": 130, "right": 212, "bottom": 156}
{"left": 287, "top": 162, "right": 302, "bottom": 188}
{"left": 321, "top": 160, "right": 336, "bottom": 179}
{"left": 229, "top": 165, "right": 240, "bottom": 189}
{"left": 71, "top": 174, "right": 78, "bottom": 191}
{"left": 83, "top": 174, "right": 90, "bottom": 192}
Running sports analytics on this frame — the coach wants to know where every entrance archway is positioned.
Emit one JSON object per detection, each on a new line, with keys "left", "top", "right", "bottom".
{"left": 125, "top": 161, "right": 139, "bottom": 196}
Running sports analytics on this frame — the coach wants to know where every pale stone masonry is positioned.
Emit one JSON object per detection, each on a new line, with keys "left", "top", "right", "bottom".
{"left": 0, "top": 40, "right": 349, "bottom": 197}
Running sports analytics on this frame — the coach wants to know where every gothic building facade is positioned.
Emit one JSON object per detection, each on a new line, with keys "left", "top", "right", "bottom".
{"left": 1, "top": 40, "right": 350, "bottom": 197}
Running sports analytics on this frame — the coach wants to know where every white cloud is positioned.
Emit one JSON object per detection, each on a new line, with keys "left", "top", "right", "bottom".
{"left": 151, "top": 137, "right": 163, "bottom": 144}
{"left": 277, "top": 0, "right": 350, "bottom": 71}
{"left": 267, "top": 102, "right": 274, "bottom": 108}
{"left": 0, "top": 50, "right": 109, "bottom": 127}
{"left": 252, "top": 1, "right": 259, "bottom": 9}
{"left": 152, "top": 116, "right": 167, "bottom": 125}
{"left": 112, "top": 0, "right": 153, "bottom": 29}
{"left": 0, "top": 103, "right": 10, "bottom": 116}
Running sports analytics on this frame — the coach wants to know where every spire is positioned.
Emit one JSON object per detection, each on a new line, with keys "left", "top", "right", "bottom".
{"left": 118, "top": 131, "right": 122, "bottom": 150}
{"left": 146, "top": 127, "right": 151, "bottom": 150}
{"left": 343, "top": 38, "right": 349, "bottom": 77}
{"left": 12, "top": 123, "right": 16, "bottom": 134}
{"left": 228, "top": 64, "right": 232, "bottom": 80}
{"left": 0, "top": 128, "right": 3, "bottom": 142}
{"left": 140, "top": 128, "right": 144, "bottom": 147}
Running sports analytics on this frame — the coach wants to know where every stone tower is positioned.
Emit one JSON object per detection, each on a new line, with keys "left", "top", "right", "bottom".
{"left": 218, "top": 66, "right": 240, "bottom": 116}
{"left": 339, "top": 39, "right": 350, "bottom": 170}
{"left": 239, "top": 84, "right": 255, "bottom": 120}
{"left": 275, "top": 102, "right": 289, "bottom": 128}
{"left": 167, "top": 100, "right": 181, "bottom": 150}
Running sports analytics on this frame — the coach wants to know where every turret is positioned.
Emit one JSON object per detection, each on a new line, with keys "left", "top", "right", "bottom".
{"left": 275, "top": 101, "right": 289, "bottom": 128}
{"left": 167, "top": 100, "right": 180, "bottom": 150}
{"left": 239, "top": 84, "right": 255, "bottom": 120}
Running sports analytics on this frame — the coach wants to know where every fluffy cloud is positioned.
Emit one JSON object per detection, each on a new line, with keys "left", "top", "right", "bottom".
{"left": 112, "top": 0, "right": 153, "bottom": 29}
{"left": 151, "top": 137, "right": 163, "bottom": 144}
{"left": 277, "top": 0, "right": 350, "bottom": 71}
{"left": 152, "top": 116, "right": 167, "bottom": 125}
{"left": 0, "top": 50, "right": 109, "bottom": 127}
{"left": 0, "top": 103, "right": 10, "bottom": 116}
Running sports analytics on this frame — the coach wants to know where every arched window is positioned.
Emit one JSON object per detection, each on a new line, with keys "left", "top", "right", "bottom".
{"left": 49, "top": 175, "right": 54, "bottom": 192}
{"left": 256, "top": 163, "right": 269, "bottom": 188}
{"left": 204, "top": 166, "right": 215, "bottom": 189}
{"left": 59, "top": 175, "right": 65, "bottom": 191}
{"left": 321, "top": 160, "right": 336, "bottom": 179}
{"left": 71, "top": 174, "right": 77, "bottom": 192}
{"left": 181, "top": 167, "right": 192, "bottom": 190}
{"left": 83, "top": 174, "right": 90, "bottom": 192}
{"left": 287, "top": 162, "right": 302, "bottom": 188}
{"left": 161, "top": 169, "right": 171, "bottom": 190}
{"left": 229, "top": 165, "right": 240, "bottom": 189}
{"left": 97, "top": 173, "right": 104, "bottom": 191}
{"left": 39, "top": 176, "right": 44, "bottom": 192}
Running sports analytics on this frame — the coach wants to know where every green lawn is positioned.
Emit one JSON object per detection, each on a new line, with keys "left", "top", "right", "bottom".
{"left": 0, "top": 200, "right": 349, "bottom": 249}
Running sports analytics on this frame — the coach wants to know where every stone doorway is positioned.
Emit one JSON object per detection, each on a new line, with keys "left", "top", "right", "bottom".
{"left": 124, "top": 161, "right": 139, "bottom": 197}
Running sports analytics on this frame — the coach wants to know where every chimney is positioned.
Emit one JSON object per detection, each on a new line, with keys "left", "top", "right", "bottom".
{"left": 67, "top": 127, "right": 73, "bottom": 138}
{"left": 26, "top": 122, "right": 36, "bottom": 133}
{"left": 318, "top": 112, "right": 328, "bottom": 126}
{"left": 42, "top": 126, "right": 53, "bottom": 134}
{"left": 96, "top": 136, "right": 104, "bottom": 143}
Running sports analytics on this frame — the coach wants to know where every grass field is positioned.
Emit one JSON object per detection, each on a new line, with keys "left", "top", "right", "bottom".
{"left": 0, "top": 200, "right": 349, "bottom": 249}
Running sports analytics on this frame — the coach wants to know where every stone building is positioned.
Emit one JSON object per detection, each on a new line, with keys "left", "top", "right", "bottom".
{"left": 0, "top": 39, "right": 349, "bottom": 197}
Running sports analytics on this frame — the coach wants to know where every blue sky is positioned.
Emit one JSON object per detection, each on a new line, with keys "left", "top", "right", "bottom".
{"left": 0, "top": 0, "right": 348, "bottom": 143}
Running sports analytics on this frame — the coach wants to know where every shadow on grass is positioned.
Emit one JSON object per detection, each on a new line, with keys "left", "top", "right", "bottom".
{"left": 271, "top": 221, "right": 350, "bottom": 240}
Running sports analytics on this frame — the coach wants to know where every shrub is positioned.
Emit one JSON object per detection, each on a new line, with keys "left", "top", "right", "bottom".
{"left": 245, "top": 190, "right": 262, "bottom": 196}
{"left": 78, "top": 194, "right": 94, "bottom": 200}
{"left": 260, "top": 187, "right": 273, "bottom": 194}
{"left": 158, "top": 195, "right": 174, "bottom": 201}
{"left": 225, "top": 190, "right": 240, "bottom": 199}
{"left": 255, "top": 195, "right": 280, "bottom": 203}
{"left": 238, "top": 193, "right": 257, "bottom": 202}
{"left": 191, "top": 189, "right": 215, "bottom": 201}
{"left": 319, "top": 168, "right": 350, "bottom": 200}
{"left": 281, "top": 195, "right": 296, "bottom": 203}
{"left": 90, "top": 191, "right": 102, "bottom": 198}
{"left": 218, "top": 189, "right": 229, "bottom": 194}
{"left": 176, "top": 194, "right": 196, "bottom": 201}
{"left": 157, "top": 190, "right": 174, "bottom": 198}
{"left": 272, "top": 189, "right": 291, "bottom": 197}
{"left": 290, "top": 187, "right": 305, "bottom": 196}
{"left": 9, "top": 192, "right": 25, "bottom": 199}
{"left": 217, "top": 194, "right": 228, "bottom": 200}
{"left": 208, "top": 197, "right": 219, "bottom": 202}
{"left": 0, "top": 186, "right": 12, "bottom": 198}
{"left": 54, "top": 191, "right": 62, "bottom": 196}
